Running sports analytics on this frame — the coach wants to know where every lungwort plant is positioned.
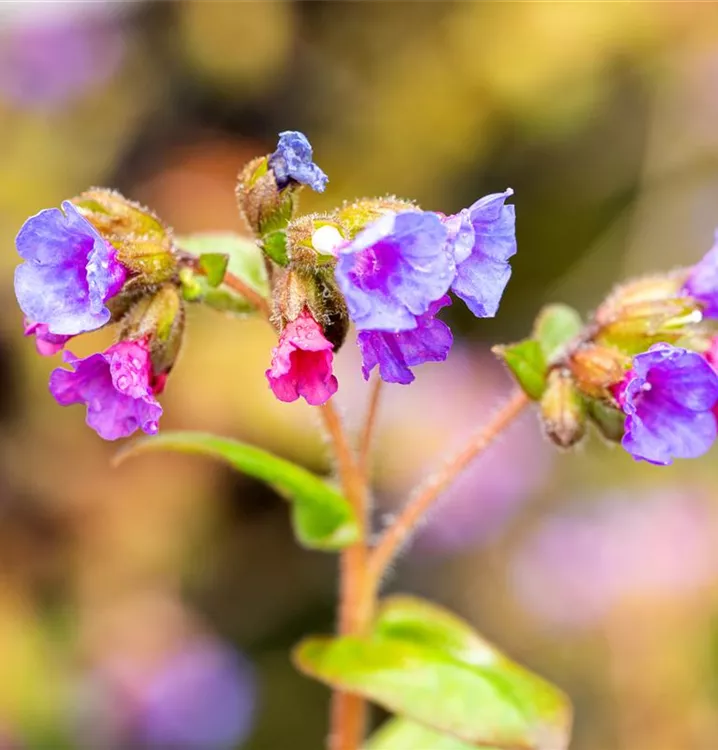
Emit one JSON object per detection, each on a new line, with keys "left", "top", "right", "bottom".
{"left": 15, "top": 131, "right": 718, "bottom": 750}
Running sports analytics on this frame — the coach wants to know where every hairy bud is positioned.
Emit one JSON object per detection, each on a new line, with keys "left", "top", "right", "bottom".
{"left": 540, "top": 369, "right": 587, "bottom": 448}
{"left": 568, "top": 344, "right": 630, "bottom": 399}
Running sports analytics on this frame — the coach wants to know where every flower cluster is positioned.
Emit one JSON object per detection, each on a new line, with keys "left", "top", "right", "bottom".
{"left": 500, "top": 231, "right": 718, "bottom": 465}
{"left": 14, "top": 194, "right": 184, "bottom": 440}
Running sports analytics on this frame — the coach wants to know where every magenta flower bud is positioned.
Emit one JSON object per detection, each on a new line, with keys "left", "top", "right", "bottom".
{"left": 266, "top": 308, "right": 338, "bottom": 405}
{"left": 49, "top": 339, "right": 163, "bottom": 441}
{"left": 23, "top": 319, "right": 73, "bottom": 357}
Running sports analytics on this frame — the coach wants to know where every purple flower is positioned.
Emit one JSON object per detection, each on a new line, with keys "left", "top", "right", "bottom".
{"left": 614, "top": 343, "right": 718, "bottom": 465}
{"left": 0, "top": 11, "right": 125, "bottom": 110}
{"left": 357, "top": 296, "right": 453, "bottom": 384}
{"left": 683, "top": 230, "right": 718, "bottom": 317}
{"left": 138, "top": 641, "right": 255, "bottom": 750}
{"left": 49, "top": 339, "right": 162, "bottom": 441}
{"left": 336, "top": 211, "right": 454, "bottom": 332}
{"left": 444, "top": 189, "right": 516, "bottom": 318}
{"left": 15, "top": 201, "right": 126, "bottom": 336}
{"left": 24, "top": 319, "right": 73, "bottom": 356}
{"left": 512, "top": 489, "right": 718, "bottom": 631}
{"left": 268, "top": 130, "right": 328, "bottom": 193}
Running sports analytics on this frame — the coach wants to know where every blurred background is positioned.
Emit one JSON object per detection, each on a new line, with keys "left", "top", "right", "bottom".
{"left": 2, "top": 1, "right": 718, "bottom": 748}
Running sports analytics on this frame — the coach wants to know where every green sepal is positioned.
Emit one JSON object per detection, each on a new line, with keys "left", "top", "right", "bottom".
{"left": 586, "top": 399, "right": 625, "bottom": 443}
{"left": 115, "top": 432, "right": 361, "bottom": 551}
{"left": 493, "top": 340, "right": 548, "bottom": 400}
{"left": 533, "top": 304, "right": 583, "bottom": 362}
{"left": 197, "top": 253, "right": 229, "bottom": 287}
{"left": 294, "top": 596, "right": 572, "bottom": 750}
{"left": 262, "top": 230, "right": 290, "bottom": 266}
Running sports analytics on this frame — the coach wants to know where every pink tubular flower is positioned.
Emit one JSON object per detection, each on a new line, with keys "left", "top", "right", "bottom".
{"left": 49, "top": 339, "right": 163, "bottom": 440}
{"left": 24, "top": 319, "right": 73, "bottom": 356}
{"left": 266, "top": 309, "right": 338, "bottom": 406}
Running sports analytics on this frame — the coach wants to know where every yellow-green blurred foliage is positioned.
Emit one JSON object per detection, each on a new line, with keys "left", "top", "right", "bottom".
{"left": 3, "top": 2, "right": 718, "bottom": 748}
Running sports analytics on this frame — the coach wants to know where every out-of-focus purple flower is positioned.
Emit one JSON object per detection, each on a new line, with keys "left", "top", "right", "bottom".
{"left": 613, "top": 343, "right": 718, "bottom": 465}
{"left": 512, "top": 490, "right": 718, "bottom": 631}
{"left": 683, "top": 230, "right": 718, "bottom": 317}
{"left": 23, "top": 320, "right": 73, "bottom": 356}
{"left": 138, "top": 641, "right": 255, "bottom": 750}
{"left": 336, "top": 211, "right": 454, "bottom": 332}
{"left": 15, "top": 201, "right": 126, "bottom": 336}
{"left": 0, "top": 10, "right": 125, "bottom": 110}
{"left": 266, "top": 309, "right": 338, "bottom": 405}
{"left": 49, "top": 339, "right": 162, "bottom": 441}
{"left": 268, "top": 131, "right": 328, "bottom": 193}
{"left": 444, "top": 189, "right": 516, "bottom": 318}
{"left": 357, "top": 296, "right": 453, "bottom": 384}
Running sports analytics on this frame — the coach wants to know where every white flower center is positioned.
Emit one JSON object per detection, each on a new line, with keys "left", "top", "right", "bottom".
{"left": 311, "top": 225, "right": 344, "bottom": 256}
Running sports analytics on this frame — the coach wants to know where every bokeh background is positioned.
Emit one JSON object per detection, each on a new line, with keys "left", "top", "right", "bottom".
{"left": 2, "top": 1, "right": 718, "bottom": 748}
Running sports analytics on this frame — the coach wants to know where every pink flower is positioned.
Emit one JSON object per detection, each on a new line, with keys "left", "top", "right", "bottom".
{"left": 24, "top": 319, "right": 73, "bottom": 356}
{"left": 266, "top": 309, "right": 338, "bottom": 405}
{"left": 49, "top": 338, "right": 162, "bottom": 440}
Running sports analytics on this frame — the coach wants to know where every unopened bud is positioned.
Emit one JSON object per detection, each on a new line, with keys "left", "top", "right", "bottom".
{"left": 236, "top": 156, "right": 296, "bottom": 238}
{"left": 596, "top": 296, "right": 703, "bottom": 354}
{"left": 595, "top": 273, "right": 687, "bottom": 325}
{"left": 286, "top": 215, "right": 347, "bottom": 268}
{"left": 337, "top": 196, "right": 416, "bottom": 237}
{"left": 273, "top": 266, "right": 348, "bottom": 350}
{"left": 117, "top": 284, "right": 185, "bottom": 385}
{"left": 540, "top": 369, "right": 586, "bottom": 448}
{"left": 568, "top": 344, "right": 630, "bottom": 399}
{"left": 73, "top": 189, "right": 177, "bottom": 284}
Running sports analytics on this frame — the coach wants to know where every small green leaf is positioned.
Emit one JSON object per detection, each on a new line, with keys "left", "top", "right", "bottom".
{"left": 366, "top": 719, "right": 494, "bottom": 750}
{"left": 493, "top": 340, "right": 548, "bottom": 400}
{"left": 176, "top": 233, "right": 269, "bottom": 297}
{"left": 586, "top": 399, "right": 625, "bottom": 443}
{"left": 198, "top": 253, "right": 229, "bottom": 287}
{"left": 115, "top": 432, "right": 360, "bottom": 551}
{"left": 262, "top": 230, "right": 289, "bottom": 266}
{"left": 533, "top": 304, "right": 583, "bottom": 362}
{"left": 294, "top": 596, "right": 572, "bottom": 750}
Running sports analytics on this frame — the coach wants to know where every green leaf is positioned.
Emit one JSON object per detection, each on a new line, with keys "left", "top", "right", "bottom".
{"left": 115, "top": 432, "right": 360, "bottom": 551}
{"left": 533, "top": 304, "right": 583, "bottom": 362}
{"left": 294, "top": 596, "right": 571, "bottom": 750}
{"left": 366, "top": 719, "right": 493, "bottom": 750}
{"left": 262, "top": 230, "right": 289, "bottom": 266}
{"left": 586, "top": 399, "right": 625, "bottom": 443}
{"left": 493, "top": 340, "right": 548, "bottom": 400}
{"left": 176, "top": 232, "right": 269, "bottom": 296}
{"left": 198, "top": 253, "right": 229, "bottom": 287}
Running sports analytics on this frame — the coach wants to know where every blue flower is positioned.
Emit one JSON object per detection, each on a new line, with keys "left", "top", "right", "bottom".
{"left": 14, "top": 201, "right": 126, "bottom": 336}
{"left": 335, "top": 211, "right": 455, "bottom": 332}
{"left": 683, "top": 231, "right": 718, "bottom": 317}
{"left": 615, "top": 343, "right": 718, "bottom": 465}
{"left": 357, "top": 296, "right": 453, "bottom": 384}
{"left": 444, "top": 189, "right": 516, "bottom": 318}
{"left": 268, "top": 131, "right": 328, "bottom": 193}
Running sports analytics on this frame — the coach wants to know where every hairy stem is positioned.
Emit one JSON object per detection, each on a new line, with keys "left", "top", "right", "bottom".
{"left": 221, "top": 270, "right": 272, "bottom": 318}
{"left": 319, "top": 401, "right": 372, "bottom": 750}
{"left": 358, "top": 377, "right": 383, "bottom": 480}
{"left": 367, "top": 389, "right": 529, "bottom": 593}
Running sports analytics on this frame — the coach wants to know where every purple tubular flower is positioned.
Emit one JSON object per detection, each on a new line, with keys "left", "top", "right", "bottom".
{"left": 614, "top": 343, "right": 718, "bottom": 465}
{"left": 24, "top": 320, "right": 73, "bottom": 356}
{"left": 445, "top": 189, "right": 516, "bottom": 318}
{"left": 268, "top": 130, "right": 328, "bottom": 193}
{"left": 14, "top": 201, "right": 126, "bottom": 336}
{"left": 357, "top": 296, "right": 453, "bottom": 384}
{"left": 49, "top": 339, "right": 162, "bottom": 441}
{"left": 336, "top": 211, "right": 455, "bottom": 332}
{"left": 683, "top": 230, "right": 718, "bottom": 317}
